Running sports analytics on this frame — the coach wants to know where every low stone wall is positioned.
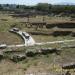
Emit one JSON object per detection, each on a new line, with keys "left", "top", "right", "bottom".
{"left": 62, "top": 63, "right": 75, "bottom": 69}
{"left": 28, "top": 31, "right": 51, "bottom": 35}
{"left": 28, "top": 30, "right": 72, "bottom": 36}
{"left": 46, "top": 22, "right": 75, "bottom": 29}
{"left": 71, "top": 32, "right": 75, "bottom": 37}
{"left": 52, "top": 31, "right": 72, "bottom": 36}
{"left": 0, "top": 48, "right": 61, "bottom": 62}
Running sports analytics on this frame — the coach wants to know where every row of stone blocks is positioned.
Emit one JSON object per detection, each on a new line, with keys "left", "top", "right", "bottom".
{"left": 0, "top": 48, "right": 61, "bottom": 62}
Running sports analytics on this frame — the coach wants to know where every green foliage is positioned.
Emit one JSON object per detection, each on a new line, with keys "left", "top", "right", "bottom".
{"left": 36, "top": 3, "right": 51, "bottom": 12}
{"left": 0, "top": 4, "right": 75, "bottom": 15}
{"left": 0, "top": 5, "right": 3, "bottom": 9}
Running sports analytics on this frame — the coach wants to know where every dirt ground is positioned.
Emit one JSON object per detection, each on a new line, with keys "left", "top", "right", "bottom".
{"left": 0, "top": 13, "right": 75, "bottom": 75}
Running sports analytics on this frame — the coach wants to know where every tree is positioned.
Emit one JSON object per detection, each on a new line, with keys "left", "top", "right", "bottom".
{"left": 36, "top": 3, "right": 50, "bottom": 12}
{"left": 0, "top": 4, "right": 3, "bottom": 9}
{"left": 16, "top": 5, "right": 20, "bottom": 9}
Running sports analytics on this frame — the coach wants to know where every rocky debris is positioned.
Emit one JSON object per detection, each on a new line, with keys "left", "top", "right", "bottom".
{"left": 9, "top": 28, "right": 19, "bottom": 32}
{"left": 46, "top": 22, "right": 75, "bottom": 29}
{"left": 30, "top": 22, "right": 46, "bottom": 29}
{"left": 40, "top": 48, "right": 61, "bottom": 55}
{"left": 10, "top": 54, "right": 26, "bottom": 62}
{"left": 65, "top": 71, "right": 71, "bottom": 75}
{"left": 26, "top": 51, "right": 37, "bottom": 57}
{"left": 52, "top": 31, "right": 72, "bottom": 36}
{"left": 1, "top": 50, "right": 26, "bottom": 62}
{"left": 71, "top": 32, "right": 75, "bottom": 37}
{"left": 25, "top": 48, "right": 61, "bottom": 57}
{"left": 61, "top": 45, "right": 75, "bottom": 48}
{"left": 62, "top": 63, "right": 75, "bottom": 69}
{"left": 0, "top": 44, "right": 7, "bottom": 49}
{"left": 0, "top": 45, "right": 74, "bottom": 62}
{"left": 0, "top": 51, "right": 4, "bottom": 60}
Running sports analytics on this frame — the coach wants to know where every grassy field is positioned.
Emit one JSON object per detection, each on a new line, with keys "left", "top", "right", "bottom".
{"left": 0, "top": 13, "right": 75, "bottom": 75}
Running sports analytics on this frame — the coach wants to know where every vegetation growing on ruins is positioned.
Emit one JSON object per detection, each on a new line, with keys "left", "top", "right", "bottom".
{"left": 0, "top": 3, "right": 75, "bottom": 75}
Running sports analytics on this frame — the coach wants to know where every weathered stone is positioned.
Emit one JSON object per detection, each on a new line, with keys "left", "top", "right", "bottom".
{"left": 52, "top": 31, "right": 72, "bottom": 36}
{"left": 10, "top": 54, "right": 26, "bottom": 62}
{"left": 26, "top": 51, "right": 36, "bottom": 57}
{"left": 62, "top": 63, "right": 75, "bottom": 69}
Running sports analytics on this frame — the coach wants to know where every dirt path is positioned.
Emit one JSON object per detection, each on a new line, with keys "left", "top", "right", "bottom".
{"left": 7, "top": 39, "right": 75, "bottom": 48}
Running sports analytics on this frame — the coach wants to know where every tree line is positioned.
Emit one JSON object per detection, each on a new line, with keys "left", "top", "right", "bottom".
{"left": 0, "top": 3, "right": 75, "bottom": 15}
